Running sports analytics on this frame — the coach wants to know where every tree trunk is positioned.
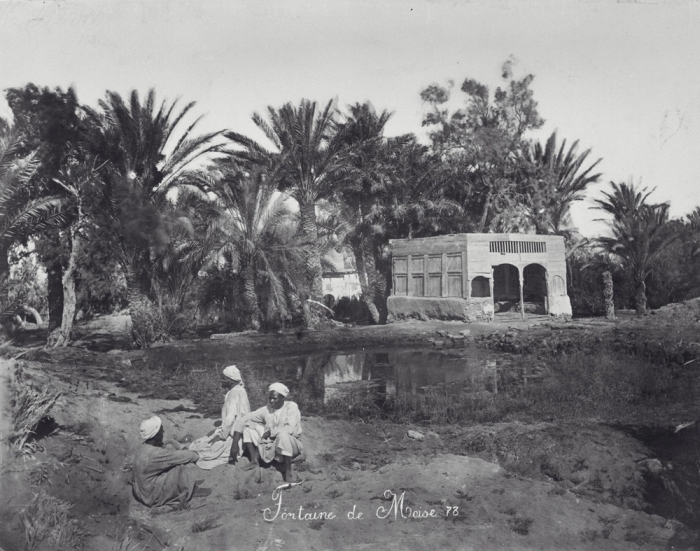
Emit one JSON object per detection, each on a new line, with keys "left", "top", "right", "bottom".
{"left": 122, "top": 260, "right": 155, "bottom": 347}
{"left": 50, "top": 224, "right": 81, "bottom": 347}
{"left": 477, "top": 187, "right": 493, "bottom": 233}
{"left": 298, "top": 201, "right": 323, "bottom": 302}
{"left": 367, "top": 249, "right": 391, "bottom": 324}
{"left": 351, "top": 240, "right": 380, "bottom": 324}
{"left": 241, "top": 262, "right": 260, "bottom": 330}
{"left": 0, "top": 243, "right": 10, "bottom": 333}
{"left": 47, "top": 260, "right": 64, "bottom": 334}
{"left": 603, "top": 271, "right": 615, "bottom": 320}
{"left": 635, "top": 279, "right": 647, "bottom": 316}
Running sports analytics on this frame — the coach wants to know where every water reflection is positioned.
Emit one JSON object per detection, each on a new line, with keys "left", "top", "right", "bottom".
{"left": 320, "top": 350, "right": 540, "bottom": 402}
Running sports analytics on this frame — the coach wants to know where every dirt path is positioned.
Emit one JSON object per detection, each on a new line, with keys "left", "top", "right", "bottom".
{"left": 0, "top": 348, "right": 692, "bottom": 551}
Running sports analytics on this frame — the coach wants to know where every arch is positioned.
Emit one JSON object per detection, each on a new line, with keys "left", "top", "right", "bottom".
{"left": 470, "top": 276, "right": 491, "bottom": 298}
{"left": 551, "top": 275, "right": 566, "bottom": 297}
{"left": 523, "top": 263, "right": 547, "bottom": 301}
{"left": 492, "top": 263, "right": 520, "bottom": 303}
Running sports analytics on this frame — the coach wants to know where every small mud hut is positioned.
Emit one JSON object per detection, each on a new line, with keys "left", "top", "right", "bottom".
{"left": 388, "top": 233, "right": 572, "bottom": 322}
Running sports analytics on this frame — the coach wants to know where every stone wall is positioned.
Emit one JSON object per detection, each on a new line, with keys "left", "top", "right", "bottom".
{"left": 549, "top": 295, "right": 573, "bottom": 318}
{"left": 387, "top": 296, "right": 494, "bottom": 323}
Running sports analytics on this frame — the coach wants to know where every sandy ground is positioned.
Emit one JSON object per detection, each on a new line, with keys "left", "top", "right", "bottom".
{"left": 0, "top": 314, "right": 697, "bottom": 550}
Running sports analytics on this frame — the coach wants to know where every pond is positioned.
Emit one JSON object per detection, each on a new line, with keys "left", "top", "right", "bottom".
{"left": 208, "top": 346, "right": 545, "bottom": 405}
{"left": 139, "top": 342, "right": 544, "bottom": 408}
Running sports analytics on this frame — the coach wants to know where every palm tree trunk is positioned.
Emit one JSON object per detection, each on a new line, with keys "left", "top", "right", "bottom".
{"left": 603, "top": 271, "right": 615, "bottom": 320}
{"left": 298, "top": 201, "right": 323, "bottom": 302}
{"left": 366, "top": 249, "right": 390, "bottom": 323}
{"left": 47, "top": 259, "right": 64, "bottom": 334}
{"left": 635, "top": 279, "right": 647, "bottom": 316}
{"left": 0, "top": 243, "right": 11, "bottom": 334}
{"left": 351, "top": 240, "right": 380, "bottom": 324}
{"left": 0, "top": 243, "right": 9, "bottom": 304}
{"left": 124, "top": 264, "right": 150, "bottom": 313}
{"left": 242, "top": 262, "right": 261, "bottom": 330}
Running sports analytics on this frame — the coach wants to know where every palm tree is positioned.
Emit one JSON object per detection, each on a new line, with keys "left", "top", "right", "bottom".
{"left": 0, "top": 122, "right": 64, "bottom": 318}
{"left": 184, "top": 159, "right": 304, "bottom": 330}
{"left": 331, "top": 103, "right": 393, "bottom": 323}
{"left": 86, "top": 89, "right": 225, "bottom": 317}
{"left": 686, "top": 207, "right": 700, "bottom": 230}
{"left": 593, "top": 180, "right": 677, "bottom": 314}
{"left": 521, "top": 131, "right": 603, "bottom": 234}
{"left": 226, "top": 99, "right": 350, "bottom": 306}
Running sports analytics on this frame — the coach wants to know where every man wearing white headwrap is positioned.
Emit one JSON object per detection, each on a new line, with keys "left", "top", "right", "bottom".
{"left": 188, "top": 365, "right": 251, "bottom": 470}
{"left": 131, "top": 416, "right": 204, "bottom": 507}
{"left": 230, "top": 382, "right": 303, "bottom": 482}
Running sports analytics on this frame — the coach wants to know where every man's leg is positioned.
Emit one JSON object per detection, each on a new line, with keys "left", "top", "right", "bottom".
{"left": 241, "top": 442, "right": 260, "bottom": 471}
{"left": 275, "top": 433, "right": 300, "bottom": 482}
{"left": 282, "top": 455, "right": 293, "bottom": 482}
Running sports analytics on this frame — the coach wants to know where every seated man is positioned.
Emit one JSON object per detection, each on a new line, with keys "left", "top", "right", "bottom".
{"left": 131, "top": 416, "right": 209, "bottom": 508}
{"left": 188, "top": 365, "right": 251, "bottom": 469}
{"left": 229, "top": 383, "right": 303, "bottom": 482}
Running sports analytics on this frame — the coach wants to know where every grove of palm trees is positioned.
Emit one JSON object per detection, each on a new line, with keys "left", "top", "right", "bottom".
{"left": 3, "top": 66, "right": 699, "bottom": 347}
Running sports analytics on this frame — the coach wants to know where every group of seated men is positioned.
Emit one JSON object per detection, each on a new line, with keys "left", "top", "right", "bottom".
{"left": 130, "top": 365, "right": 303, "bottom": 508}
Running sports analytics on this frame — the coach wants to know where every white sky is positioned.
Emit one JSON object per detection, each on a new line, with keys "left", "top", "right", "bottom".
{"left": 0, "top": 0, "right": 698, "bottom": 237}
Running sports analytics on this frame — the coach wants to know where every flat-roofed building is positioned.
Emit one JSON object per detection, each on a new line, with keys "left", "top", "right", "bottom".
{"left": 388, "top": 233, "right": 572, "bottom": 322}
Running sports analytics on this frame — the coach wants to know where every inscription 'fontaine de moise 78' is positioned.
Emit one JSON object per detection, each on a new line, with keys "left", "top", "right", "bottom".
{"left": 263, "top": 489, "right": 461, "bottom": 522}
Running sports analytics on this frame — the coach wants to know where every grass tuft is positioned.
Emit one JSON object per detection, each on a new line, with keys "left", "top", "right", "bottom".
{"left": 508, "top": 515, "right": 534, "bottom": 536}
{"left": 19, "top": 490, "right": 86, "bottom": 550}
{"left": 191, "top": 517, "right": 220, "bottom": 533}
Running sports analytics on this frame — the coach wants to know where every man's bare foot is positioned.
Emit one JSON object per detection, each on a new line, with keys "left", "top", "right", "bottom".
{"left": 241, "top": 460, "right": 258, "bottom": 471}
{"left": 254, "top": 467, "right": 264, "bottom": 484}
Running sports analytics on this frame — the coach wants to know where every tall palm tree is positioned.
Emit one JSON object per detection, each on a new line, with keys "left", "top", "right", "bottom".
{"left": 521, "top": 131, "right": 603, "bottom": 234}
{"left": 86, "top": 89, "right": 225, "bottom": 316}
{"left": 184, "top": 159, "right": 304, "bottom": 330}
{"left": 0, "top": 122, "right": 64, "bottom": 313}
{"left": 226, "top": 99, "right": 350, "bottom": 306}
{"left": 593, "top": 180, "right": 677, "bottom": 314}
{"left": 331, "top": 103, "right": 393, "bottom": 323}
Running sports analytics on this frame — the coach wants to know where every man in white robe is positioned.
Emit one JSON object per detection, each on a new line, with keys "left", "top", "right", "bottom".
{"left": 230, "top": 382, "right": 303, "bottom": 482}
{"left": 188, "top": 365, "right": 251, "bottom": 469}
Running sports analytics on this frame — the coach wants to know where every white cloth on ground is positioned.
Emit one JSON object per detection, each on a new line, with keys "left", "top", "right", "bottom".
{"left": 188, "top": 385, "right": 250, "bottom": 470}
{"left": 234, "top": 401, "right": 303, "bottom": 463}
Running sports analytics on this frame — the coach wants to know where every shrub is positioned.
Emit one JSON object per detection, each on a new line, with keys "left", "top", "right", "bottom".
{"left": 11, "top": 373, "right": 61, "bottom": 453}
{"left": 130, "top": 293, "right": 196, "bottom": 349}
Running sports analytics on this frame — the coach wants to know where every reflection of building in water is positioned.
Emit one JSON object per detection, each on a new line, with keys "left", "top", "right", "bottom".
{"left": 323, "top": 354, "right": 365, "bottom": 401}
{"left": 320, "top": 350, "right": 533, "bottom": 402}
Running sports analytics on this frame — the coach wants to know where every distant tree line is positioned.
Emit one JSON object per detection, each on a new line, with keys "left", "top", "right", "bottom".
{"left": 0, "top": 60, "right": 697, "bottom": 346}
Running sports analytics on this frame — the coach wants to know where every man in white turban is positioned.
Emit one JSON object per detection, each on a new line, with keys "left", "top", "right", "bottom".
{"left": 188, "top": 365, "right": 251, "bottom": 469}
{"left": 131, "top": 416, "right": 206, "bottom": 508}
{"left": 230, "top": 382, "right": 303, "bottom": 482}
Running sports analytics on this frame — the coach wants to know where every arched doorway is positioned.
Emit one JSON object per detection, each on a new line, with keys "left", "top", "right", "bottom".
{"left": 492, "top": 264, "right": 520, "bottom": 313}
{"left": 523, "top": 263, "right": 548, "bottom": 314}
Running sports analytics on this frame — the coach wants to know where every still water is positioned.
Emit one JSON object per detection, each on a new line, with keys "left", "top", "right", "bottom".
{"left": 246, "top": 348, "right": 544, "bottom": 403}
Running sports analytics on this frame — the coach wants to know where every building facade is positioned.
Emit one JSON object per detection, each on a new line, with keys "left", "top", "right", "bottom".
{"left": 387, "top": 233, "right": 572, "bottom": 322}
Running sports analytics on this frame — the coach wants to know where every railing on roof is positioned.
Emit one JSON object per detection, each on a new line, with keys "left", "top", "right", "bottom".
{"left": 489, "top": 241, "right": 546, "bottom": 254}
